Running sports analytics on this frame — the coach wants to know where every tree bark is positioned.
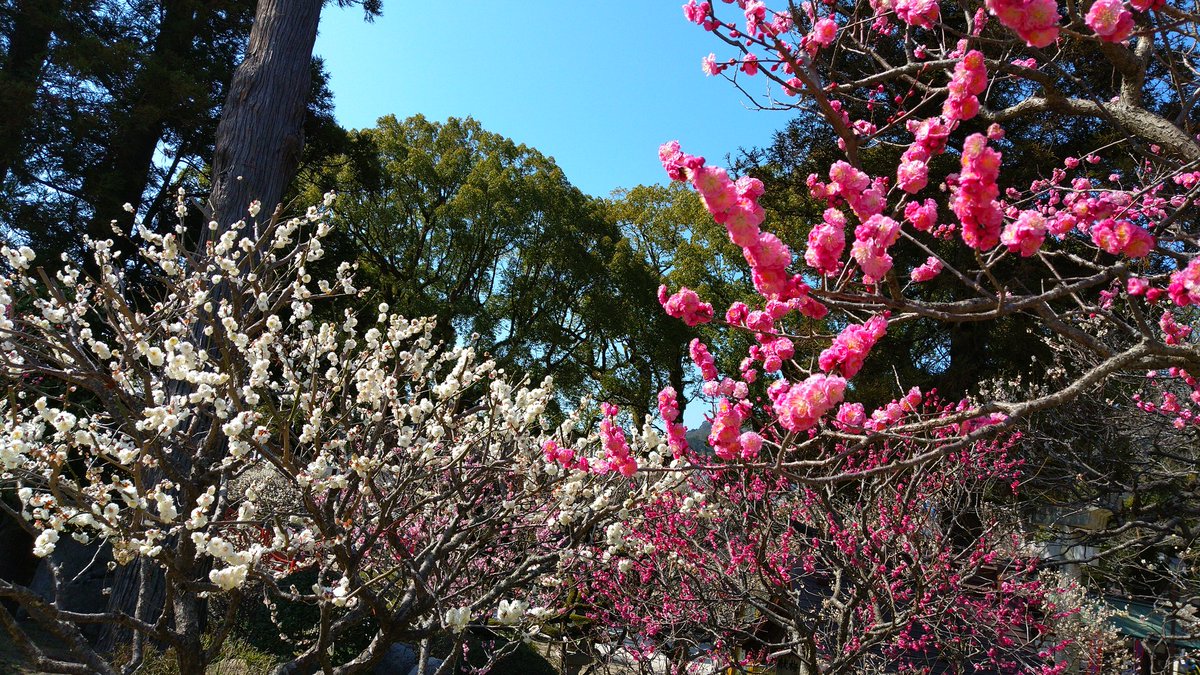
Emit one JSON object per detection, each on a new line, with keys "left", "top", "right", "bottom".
{"left": 207, "top": 0, "right": 324, "bottom": 232}
{"left": 102, "top": 0, "right": 325, "bottom": 659}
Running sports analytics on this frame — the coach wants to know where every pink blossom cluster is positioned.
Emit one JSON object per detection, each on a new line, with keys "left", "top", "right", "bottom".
{"left": 657, "top": 387, "right": 690, "bottom": 458}
{"left": 951, "top": 134, "right": 1004, "bottom": 250}
{"left": 701, "top": 53, "right": 725, "bottom": 76}
{"left": 744, "top": 231, "right": 804, "bottom": 298}
{"left": 819, "top": 314, "right": 889, "bottom": 378}
{"left": 1159, "top": 311, "right": 1192, "bottom": 345}
{"left": 1136, "top": 369, "right": 1200, "bottom": 429}
{"left": 1090, "top": 218, "right": 1155, "bottom": 258}
{"left": 743, "top": 0, "right": 767, "bottom": 35}
{"left": 911, "top": 256, "right": 944, "bottom": 282}
{"left": 851, "top": 214, "right": 901, "bottom": 284}
{"left": 986, "top": 0, "right": 1060, "bottom": 47}
{"left": 690, "top": 338, "right": 719, "bottom": 381}
{"left": 658, "top": 140, "right": 706, "bottom": 182}
{"left": 709, "top": 397, "right": 760, "bottom": 460}
{"left": 658, "top": 285, "right": 714, "bottom": 326}
{"left": 835, "top": 401, "right": 867, "bottom": 430}
{"left": 598, "top": 403, "right": 639, "bottom": 477}
{"left": 1085, "top": 0, "right": 1134, "bottom": 42}
{"left": 905, "top": 198, "right": 939, "bottom": 231}
{"left": 740, "top": 53, "right": 759, "bottom": 75}
{"left": 1169, "top": 258, "right": 1200, "bottom": 306}
{"left": 702, "top": 375, "right": 750, "bottom": 400}
{"left": 812, "top": 17, "right": 838, "bottom": 45}
{"left": 943, "top": 50, "right": 987, "bottom": 122}
{"left": 865, "top": 387, "right": 925, "bottom": 430}
{"left": 542, "top": 439, "right": 589, "bottom": 472}
{"left": 826, "top": 161, "right": 886, "bottom": 221}
{"left": 896, "top": 158, "right": 928, "bottom": 194}
{"left": 805, "top": 208, "right": 847, "bottom": 276}
{"left": 660, "top": 142, "right": 825, "bottom": 309}
{"left": 895, "top": 0, "right": 940, "bottom": 27}
{"left": 772, "top": 374, "right": 848, "bottom": 432}
{"left": 682, "top": 0, "right": 720, "bottom": 30}
{"left": 897, "top": 118, "right": 952, "bottom": 194}
{"left": 1000, "top": 210, "right": 1047, "bottom": 257}
{"left": 751, "top": 334, "right": 795, "bottom": 373}
{"left": 727, "top": 301, "right": 799, "bottom": 373}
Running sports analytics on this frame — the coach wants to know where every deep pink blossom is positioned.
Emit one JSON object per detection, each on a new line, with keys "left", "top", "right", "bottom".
{"left": 835, "top": 401, "right": 867, "bottom": 429}
{"left": 690, "top": 338, "right": 719, "bottom": 381}
{"left": 709, "top": 398, "right": 747, "bottom": 459}
{"left": 1000, "top": 210, "right": 1047, "bottom": 257}
{"left": 682, "top": 0, "right": 712, "bottom": 24}
{"left": 987, "top": 0, "right": 1060, "bottom": 46}
{"left": 897, "top": 159, "right": 929, "bottom": 194}
{"left": 905, "top": 198, "right": 939, "bottom": 231}
{"left": 943, "top": 51, "right": 987, "bottom": 122}
{"left": 851, "top": 214, "right": 901, "bottom": 283}
{"left": 805, "top": 208, "right": 847, "bottom": 276}
{"left": 952, "top": 134, "right": 1004, "bottom": 250}
{"left": 658, "top": 285, "right": 714, "bottom": 326}
{"left": 812, "top": 17, "right": 838, "bottom": 45}
{"left": 819, "top": 314, "right": 888, "bottom": 378}
{"left": 1090, "top": 218, "right": 1155, "bottom": 258}
{"left": 657, "top": 387, "right": 690, "bottom": 457}
{"left": 740, "top": 53, "right": 759, "bottom": 75}
{"left": 911, "top": 256, "right": 944, "bottom": 282}
{"left": 659, "top": 141, "right": 704, "bottom": 181}
{"left": 1086, "top": 0, "right": 1134, "bottom": 41}
{"left": 599, "top": 405, "right": 638, "bottom": 477}
{"left": 776, "top": 374, "right": 848, "bottom": 432}
{"left": 1169, "top": 258, "right": 1200, "bottom": 306}
{"left": 895, "top": 0, "right": 940, "bottom": 27}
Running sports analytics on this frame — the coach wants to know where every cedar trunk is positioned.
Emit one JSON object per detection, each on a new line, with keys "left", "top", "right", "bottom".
{"left": 207, "top": 0, "right": 324, "bottom": 231}
{"left": 102, "top": 0, "right": 324, "bottom": 664}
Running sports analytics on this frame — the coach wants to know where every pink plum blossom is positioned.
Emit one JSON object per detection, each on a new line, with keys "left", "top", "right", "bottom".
{"left": 1086, "top": 0, "right": 1135, "bottom": 41}
{"left": 658, "top": 285, "right": 714, "bottom": 326}
{"left": 911, "top": 256, "right": 944, "bottom": 282}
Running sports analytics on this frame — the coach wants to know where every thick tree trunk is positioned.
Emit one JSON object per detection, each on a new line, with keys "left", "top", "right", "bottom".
{"left": 102, "top": 1, "right": 324, "bottom": 660}
{"left": 0, "top": 0, "right": 61, "bottom": 186}
{"left": 207, "top": 0, "right": 323, "bottom": 231}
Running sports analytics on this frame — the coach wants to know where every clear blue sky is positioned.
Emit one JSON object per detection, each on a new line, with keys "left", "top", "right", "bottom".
{"left": 314, "top": 1, "right": 787, "bottom": 198}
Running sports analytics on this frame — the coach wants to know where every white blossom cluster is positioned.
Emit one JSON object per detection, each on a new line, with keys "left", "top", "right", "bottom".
{"left": 0, "top": 195, "right": 683, "bottom": 649}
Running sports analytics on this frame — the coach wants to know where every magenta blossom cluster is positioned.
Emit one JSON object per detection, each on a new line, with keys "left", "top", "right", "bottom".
{"left": 986, "top": 0, "right": 1060, "bottom": 46}
{"left": 819, "top": 315, "right": 889, "bottom": 378}
{"left": 658, "top": 387, "right": 690, "bottom": 458}
{"left": 772, "top": 374, "right": 848, "bottom": 433}
{"left": 598, "top": 403, "right": 639, "bottom": 477}
{"left": 658, "top": 285, "right": 714, "bottom": 326}
{"left": 951, "top": 133, "right": 1005, "bottom": 251}
{"left": 1085, "top": 0, "right": 1134, "bottom": 42}
{"left": 660, "top": 141, "right": 827, "bottom": 315}
{"left": 943, "top": 49, "right": 987, "bottom": 122}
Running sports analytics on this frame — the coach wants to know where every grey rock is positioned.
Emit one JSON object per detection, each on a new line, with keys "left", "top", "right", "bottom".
{"left": 408, "top": 657, "right": 443, "bottom": 675}
{"left": 372, "top": 642, "right": 416, "bottom": 674}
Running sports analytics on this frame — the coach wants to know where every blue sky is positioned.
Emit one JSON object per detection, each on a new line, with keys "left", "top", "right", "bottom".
{"left": 314, "top": 1, "right": 788, "bottom": 198}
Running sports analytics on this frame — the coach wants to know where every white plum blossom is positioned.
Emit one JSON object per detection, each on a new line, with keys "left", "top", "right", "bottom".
{"left": 496, "top": 599, "right": 529, "bottom": 625}
{"left": 209, "top": 564, "right": 249, "bottom": 591}
{"left": 0, "top": 197, "right": 679, "bottom": 673}
{"left": 445, "top": 607, "right": 471, "bottom": 633}
{"left": 32, "top": 529, "right": 58, "bottom": 557}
